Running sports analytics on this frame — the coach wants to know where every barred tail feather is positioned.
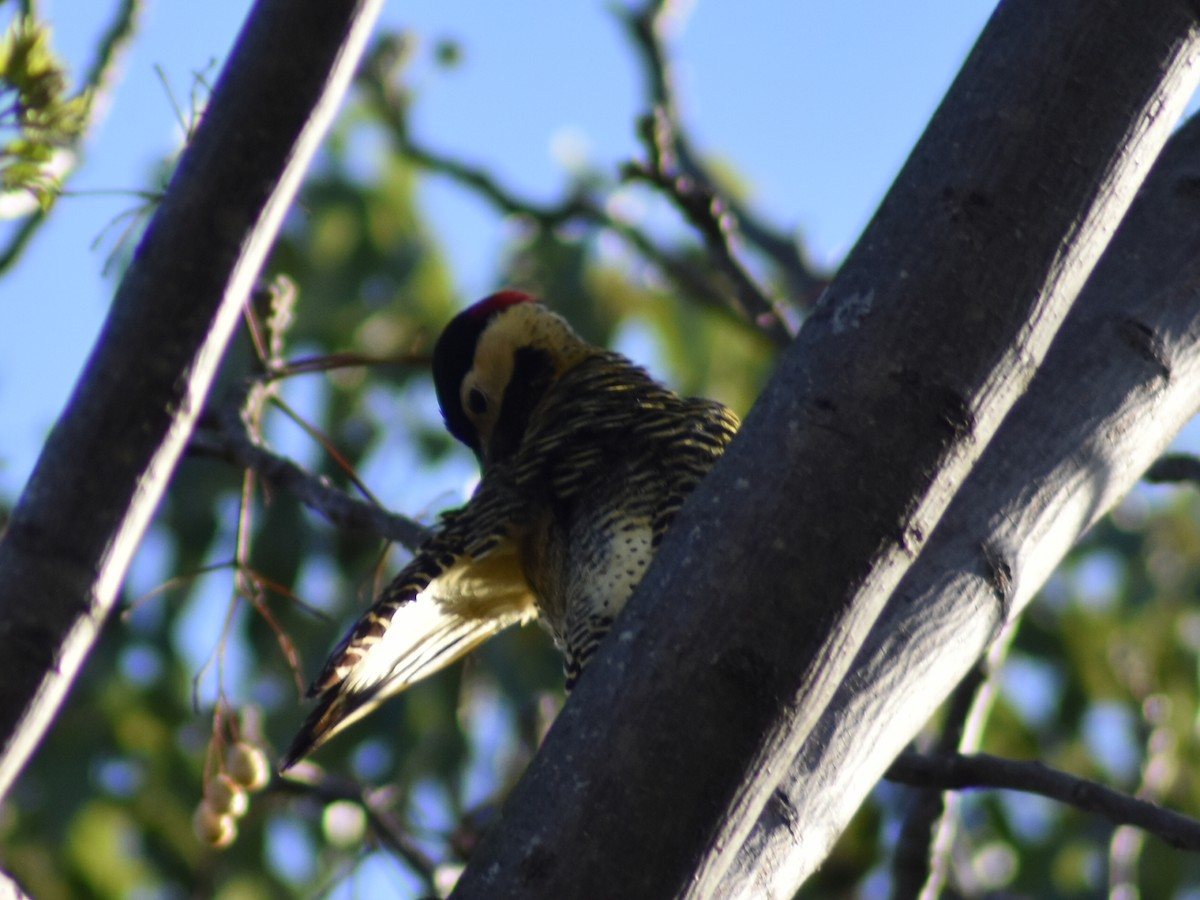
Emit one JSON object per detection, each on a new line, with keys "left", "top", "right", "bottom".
{"left": 280, "top": 687, "right": 364, "bottom": 771}
{"left": 281, "top": 604, "right": 526, "bottom": 770}
{"left": 282, "top": 547, "right": 535, "bottom": 770}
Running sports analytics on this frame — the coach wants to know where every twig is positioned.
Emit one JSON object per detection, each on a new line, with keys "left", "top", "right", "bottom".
{"left": 893, "top": 619, "right": 1019, "bottom": 899}
{"left": 191, "top": 385, "right": 429, "bottom": 552}
{"left": 621, "top": 0, "right": 826, "bottom": 308}
{"left": 617, "top": 8, "right": 794, "bottom": 341}
{"left": 886, "top": 750, "right": 1200, "bottom": 852}
{"left": 622, "top": 133, "right": 792, "bottom": 345}
{"left": 269, "top": 393, "right": 382, "bottom": 508}
{"left": 354, "top": 55, "right": 590, "bottom": 229}
{"left": 267, "top": 350, "right": 428, "bottom": 380}
{"left": 80, "top": 0, "right": 145, "bottom": 111}
{"left": 402, "top": 126, "right": 763, "bottom": 336}
{"left": 356, "top": 43, "right": 784, "bottom": 343}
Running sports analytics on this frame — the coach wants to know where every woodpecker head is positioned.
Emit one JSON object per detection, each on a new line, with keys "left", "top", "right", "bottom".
{"left": 432, "top": 291, "right": 592, "bottom": 465}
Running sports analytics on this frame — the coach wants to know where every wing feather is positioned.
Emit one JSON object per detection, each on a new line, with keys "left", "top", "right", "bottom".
{"left": 282, "top": 536, "right": 534, "bottom": 769}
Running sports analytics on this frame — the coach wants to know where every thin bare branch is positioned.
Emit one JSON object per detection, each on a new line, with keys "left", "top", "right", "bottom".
{"left": 355, "top": 55, "right": 781, "bottom": 341}
{"left": 189, "top": 400, "right": 429, "bottom": 549}
{"left": 890, "top": 665, "right": 987, "bottom": 900}
{"left": 887, "top": 750, "right": 1200, "bottom": 853}
{"left": 622, "top": 127, "right": 793, "bottom": 344}
{"left": 616, "top": 0, "right": 799, "bottom": 340}
{"left": 190, "top": 386, "right": 429, "bottom": 551}
{"left": 620, "top": 0, "right": 827, "bottom": 307}
{"left": 81, "top": 0, "right": 144, "bottom": 109}
{"left": 268, "top": 351, "right": 427, "bottom": 380}
{"left": 893, "top": 621, "right": 1019, "bottom": 899}
{"left": 1144, "top": 453, "right": 1200, "bottom": 486}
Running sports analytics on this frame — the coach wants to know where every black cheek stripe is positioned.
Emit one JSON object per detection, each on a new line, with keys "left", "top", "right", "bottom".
{"left": 490, "top": 346, "right": 556, "bottom": 463}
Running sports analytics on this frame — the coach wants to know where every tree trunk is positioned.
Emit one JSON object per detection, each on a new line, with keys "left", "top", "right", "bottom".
{"left": 0, "top": 0, "right": 383, "bottom": 800}
{"left": 726, "top": 108, "right": 1200, "bottom": 898}
{"left": 450, "top": 1, "right": 1200, "bottom": 897}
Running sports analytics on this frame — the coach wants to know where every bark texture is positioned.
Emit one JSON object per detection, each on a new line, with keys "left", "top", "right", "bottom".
{"left": 726, "top": 111, "right": 1200, "bottom": 897}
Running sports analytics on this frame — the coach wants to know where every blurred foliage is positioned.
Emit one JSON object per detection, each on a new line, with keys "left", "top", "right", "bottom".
{"left": 4, "top": 12, "right": 1200, "bottom": 900}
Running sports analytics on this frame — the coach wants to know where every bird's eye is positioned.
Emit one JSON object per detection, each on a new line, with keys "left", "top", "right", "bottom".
{"left": 467, "top": 388, "right": 489, "bottom": 415}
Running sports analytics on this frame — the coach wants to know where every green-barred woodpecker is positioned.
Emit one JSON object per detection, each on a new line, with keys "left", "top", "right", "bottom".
{"left": 282, "top": 291, "right": 740, "bottom": 768}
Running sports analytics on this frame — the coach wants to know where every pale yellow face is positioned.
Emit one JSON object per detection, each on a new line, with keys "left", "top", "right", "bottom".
{"left": 459, "top": 353, "right": 507, "bottom": 457}
{"left": 459, "top": 303, "right": 591, "bottom": 461}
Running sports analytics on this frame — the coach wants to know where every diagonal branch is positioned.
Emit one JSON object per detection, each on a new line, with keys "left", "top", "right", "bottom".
{"left": 727, "top": 92, "right": 1200, "bottom": 900}
{"left": 0, "top": 0, "right": 385, "bottom": 801}
{"left": 191, "top": 384, "right": 429, "bottom": 551}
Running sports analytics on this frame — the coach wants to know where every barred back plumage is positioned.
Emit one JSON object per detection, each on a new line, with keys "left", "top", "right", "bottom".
{"left": 282, "top": 294, "right": 739, "bottom": 769}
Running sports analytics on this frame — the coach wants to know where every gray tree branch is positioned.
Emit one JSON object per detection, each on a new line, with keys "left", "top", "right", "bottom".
{"left": 726, "top": 87, "right": 1200, "bottom": 900}
{"left": 0, "top": 0, "right": 384, "bottom": 800}
{"left": 450, "top": 1, "right": 1200, "bottom": 897}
